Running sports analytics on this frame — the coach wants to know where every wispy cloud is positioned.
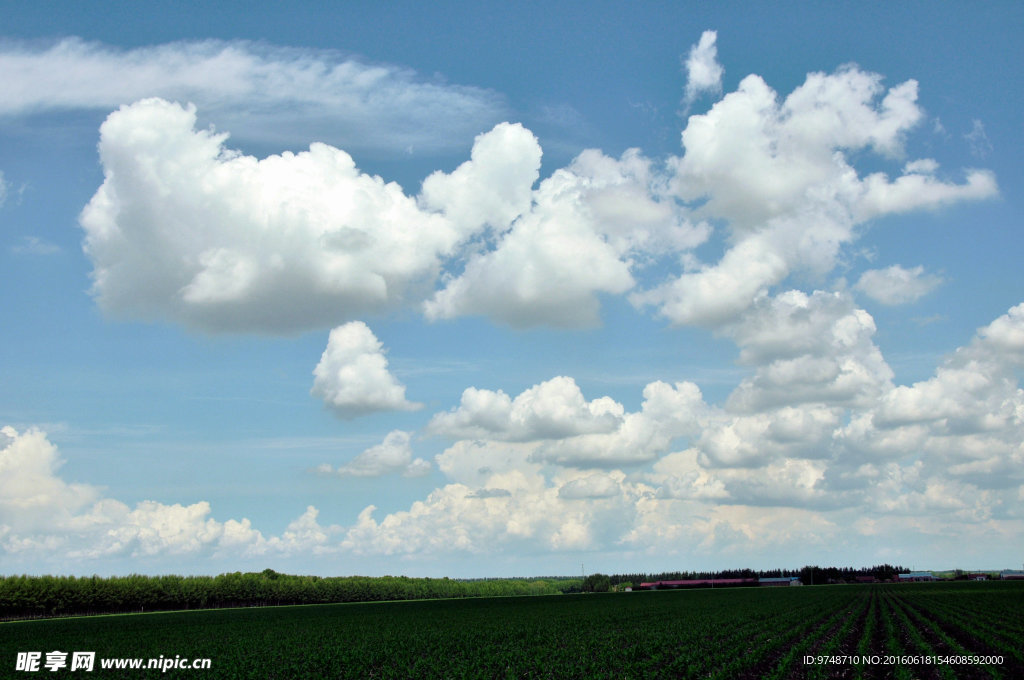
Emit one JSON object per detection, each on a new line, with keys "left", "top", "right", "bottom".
{"left": 10, "top": 235, "right": 60, "bottom": 255}
{"left": 315, "top": 430, "right": 430, "bottom": 478}
{"left": 965, "top": 119, "right": 993, "bottom": 158}
{"left": 0, "top": 38, "right": 507, "bottom": 154}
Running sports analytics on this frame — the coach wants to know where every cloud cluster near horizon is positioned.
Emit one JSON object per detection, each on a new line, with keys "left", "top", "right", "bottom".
{"left": 4, "top": 301, "right": 1023, "bottom": 565}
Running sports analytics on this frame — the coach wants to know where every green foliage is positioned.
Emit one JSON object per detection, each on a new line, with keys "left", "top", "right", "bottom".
{"left": 0, "top": 572, "right": 578, "bottom": 619}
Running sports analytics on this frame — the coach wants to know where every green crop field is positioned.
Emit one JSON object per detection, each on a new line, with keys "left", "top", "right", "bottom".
{"left": 3, "top": 582, "right": 1022, "bottom": 679}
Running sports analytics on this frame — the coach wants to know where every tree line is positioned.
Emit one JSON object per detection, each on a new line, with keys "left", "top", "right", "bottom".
{"left": 0, "top": 570, "right": 581, "bottom": 620}
{"left": 591, "top": 564, "right": 911, "bottom": 591}
{"left": 608, "top": 564, "right": 908, "bottom": 586}
{"left": 0, "top": 564, "right": 913, "bottom": 619}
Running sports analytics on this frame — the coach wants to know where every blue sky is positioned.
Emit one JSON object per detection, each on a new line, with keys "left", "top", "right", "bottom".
{"left": 1, "top": 2, "right": 1022, "bottom": 577}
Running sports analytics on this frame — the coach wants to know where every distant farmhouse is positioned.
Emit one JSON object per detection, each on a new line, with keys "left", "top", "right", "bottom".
{"left": 639, "top": 578, "right": 756, "bottom": 589}
{"left": 897, "top": 572, "right": 935, "bottom": 582}
{"left": 758, "top": 577, "right": 802, "bottom": 587}
{"left": 631, "top": 567, "right": 1023, "bottom": 591}
{"left": 637, "top": 576, "right": 801, "bottom": 590}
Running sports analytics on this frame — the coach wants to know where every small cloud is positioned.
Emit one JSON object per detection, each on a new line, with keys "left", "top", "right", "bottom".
{"left": 10, "top": 236, "right": 60, "bottom": 256}
{"left": 903, "top": 159, "right": 939, "bottom": 175}
{"left": 426, "top": 376, "right": 624, "bottom": 442}
{"left": 911, "top": 314, "right": 947, "bottom": 327}
{"left": 316, "top": 430, "right": 430, "bottom": 478}
{"left": 311, "top": 322, "right": 422, "bottom": 419}
{"left": 965, "top": 119, "right": 993, "bottom": 159}
{"left": 683, "top": 30, "right": 724, "bottom": 108}
{"left": 854, "top": 265, "right": 943, "bottom": 305}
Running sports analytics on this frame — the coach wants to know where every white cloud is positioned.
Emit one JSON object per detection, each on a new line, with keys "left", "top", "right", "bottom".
{"left": 631, "top": 235, "right": 788, "bottom": 327}
{"left": 264, "top": 506, "right": 344, "bottom": 556}
{"left": 419, "top": 122, "right": 541, "bottom": 234}
{"left": 76, "top": 51, "right": 995, "bottom": 334}
{"left": 0, "top": 170, "right": 7, "bottom": 207}
{"left": 683, "top": 30, "right": 724, "bottom": 106}
{"left": 855, "top": 167, "right": 997, "bottom": 220}
{"left": 650, "top": 450, "right": 729, "bottom": 500}
{"left": 0, "top": 426, "right": 98, "bottom": 531}
{"left": 427, "top": 376, "right": 624, "bottom": 441}
{"left": 340, "top": 464, "right": 649, "bottom": 556}
{"left": 636, "top": 66, "right": 997, "bottom": 327}
{"left": 0, "top": 426, "right": 270, "bottom": 560}
{"left": 694, "top": 405, "right": 841, "bottom": 469}
{"left": 829, "top": 303, "right": 1024, "bottom": 505}
{"left": 723, "top": 290, "right": 894, "bottom": 412}
{"left": 311, "top": 322, "right": 421, "bottom": 418}
{"left": 978, "top": 302, "right": 1024, "bottom": 361}
{"left": 535, "top": 380, "right": 707, "bottom": 467}
{"left": 871, "top": 303, "right": 1024, "bottom": 436}
{"left": 434, "top": 440, "right": 542, "bottom": 489}
{"left": 633, "top": 301, "right": 1024, "bottom": 524}
{"left": 0, "top": 38, "right": 505, "bottom": 153}
{"left": 0, "top": 425, "right": 365, "bottom": 563}
{"left": 425, "top": 148, "right": 705, "bottom": 328}
{"left": 428, "top": 377, "right": 707, "bottom": 468}
{"left": 81, "top": 101, "right": 529, "bottom": 333}
{"left": 317, "top": 430, "right": 431, "bottom": 478}
{"left": 855, "top": 265, "right": 943, "bottom": 305}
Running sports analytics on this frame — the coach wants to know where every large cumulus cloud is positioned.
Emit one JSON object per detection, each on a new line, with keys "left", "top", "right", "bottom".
{"left": 79, "top": 53, "right": 994, "bottom": 333}
{"left": 80, "top": 100, "right": 539, "bottom": 332}
{"left": 634, "top": 66, "right": 996, "bottom": 327}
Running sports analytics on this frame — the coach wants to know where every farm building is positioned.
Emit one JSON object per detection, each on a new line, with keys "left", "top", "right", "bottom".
{"left": 759, "top": 577, "right": 802, "bottom": 587}
{"left": 638, "top": 578, "right": 757, "bottom": 590}
{"left": 1000, "top": 570, "right": 1024, "bottom": 580}
{"left": 898, "top": 572, "right": 935, "bottom": 582}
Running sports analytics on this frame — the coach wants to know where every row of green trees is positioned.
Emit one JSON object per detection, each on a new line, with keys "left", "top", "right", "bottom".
{"left": 0, "top": 570, "right": 582, "bottom": 620}
{"left": 606, "top": 564, "right": 909, "bottom": 587}
{"left": 0, "top": 563, "right": 914, "bottom": 619}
